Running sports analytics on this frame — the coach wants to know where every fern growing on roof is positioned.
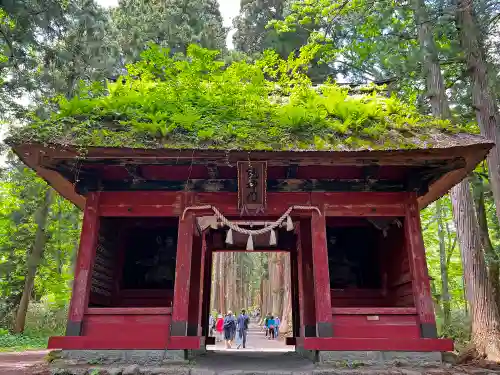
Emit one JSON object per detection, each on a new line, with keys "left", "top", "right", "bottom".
{"left": 9, "top": 43, "right": 479, "bottom": 152}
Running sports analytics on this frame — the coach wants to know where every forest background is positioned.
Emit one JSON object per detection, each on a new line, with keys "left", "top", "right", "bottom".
{"left": 0, "top": 0, "right": 500, "bottom": 361}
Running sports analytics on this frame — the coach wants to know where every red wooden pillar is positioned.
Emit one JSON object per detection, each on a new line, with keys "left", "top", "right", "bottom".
{"left": 299, "top": 219, "right": 317, "bottom": 338}
{"left": 311, "top": 212, "right": 333, "bottom": 337}
{"left": 290, "top": 224, "right": 301, "bottom": 341}
{"left": 171, "top": 213, "right": 195, "bottom": 337}
{"left": 405, "top": 193, "right": 437, "bottom": 338}
{"left": 197, "top": 231, "right": 209, "bottom": 338}
{"left": 200, "top": 232, "right": 213, "bottom": 339}
{"left": 66, "top": 192, "right": 100, "bottom": 336}
{"left": 187, "top": 230, "right": 202, "bottom": 336}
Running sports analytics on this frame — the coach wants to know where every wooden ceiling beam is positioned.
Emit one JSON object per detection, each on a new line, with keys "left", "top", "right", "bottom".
{"left": 43, "top": 157, "right": 467, "bottom": 170}
{"left": 40, "top": 155, "right": 468, "bottom": 168}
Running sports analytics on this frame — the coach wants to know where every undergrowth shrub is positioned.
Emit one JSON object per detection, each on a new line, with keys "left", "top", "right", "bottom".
{"left": 0, "top": 301, "right": 67, "bottom": 351}
{"left": 438, "top": 309, "right": 471, "bottom": 351}
{"left": 24, "top": 301, "right": 67, "bottom": 337}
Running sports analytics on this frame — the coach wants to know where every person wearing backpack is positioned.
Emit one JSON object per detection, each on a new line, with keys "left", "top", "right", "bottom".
{"left": 223, "top": 311, "right": 236, "bottom": 348}
{"left": 267, "top": 315, "right": 276, "bottom": 340}
{"left": 263, "top": 312, "right": 271, "bottom": 337}
{"left": 236, "top": 309, "right": 250, "bottom": 349}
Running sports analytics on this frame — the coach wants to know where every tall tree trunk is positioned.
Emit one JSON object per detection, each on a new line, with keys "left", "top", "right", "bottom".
{"left": 436, "top": 199, "right": 451, "bottom": 328}
{"left": 14, "top": 189, "right": 53, "bottom": 333}
{"left": 239, "top": 253, "right": 244, "bottom": 309}
{"left": 472, "top": 175, "right": 500, "bottom": 309}
{"left": 411, "top": 0, "right": 500, "bottom": 360}
{"left": 456, "top": 0, "right": 500, "bottom": 226}
{"left": 219, "top": 253, "right": 226, "bottom": 314}
{"left": 279, "top": 253, "right": 292, "bottom": 337}
{"left": 451, "top": 180, "right": 500, "bottom": 362}
{"left": 270, "top": 253, "right": 280, "bottom": 315}
{"left": 231, "top": 252, "right": 238, "bottom": 311}
{"left": 411, "top": 0, "right": 451, "bottom": 119}
{"left": 211, "top": 252, "right": 219, "bottom": 312}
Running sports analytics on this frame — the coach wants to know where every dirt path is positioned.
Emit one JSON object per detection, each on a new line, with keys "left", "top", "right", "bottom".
{"left": 0, "top": 350, "right": 50, "bottom": 375}
{"left": 206, "top": 320, "right": 294, "bottom": 351}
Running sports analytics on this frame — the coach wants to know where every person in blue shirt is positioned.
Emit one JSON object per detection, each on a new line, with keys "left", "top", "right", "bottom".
{"left": 236, "top": 309, "right": 250, "bottom": 349}
{"left": 266, "top": 315, "right": 276, "bottom": 340}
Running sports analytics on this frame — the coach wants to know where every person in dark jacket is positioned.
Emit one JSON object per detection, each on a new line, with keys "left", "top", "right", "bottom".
{"left": 223, "top": 311, "right": 237, "bottom": 348}
{"left": 263, "top": 312, "right": 271, "bottom": 337}
{"left": 236, "top": 309, "right": 250, "bottom": 349}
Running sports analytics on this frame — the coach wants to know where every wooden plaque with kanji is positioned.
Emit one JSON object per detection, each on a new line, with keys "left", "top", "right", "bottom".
{"left": 237, "top": 161, "right": 267, "bottom": 214}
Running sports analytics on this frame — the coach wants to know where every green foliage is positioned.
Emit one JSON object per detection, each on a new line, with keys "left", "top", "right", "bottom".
{"left": 112, "top": 0, "right": 226, "bottom": 62}
{"left": 0, "top": 332, "right": 48, "bottom": 352}
{"left": 12, "top": 44, "right": 457, "bottom": 152}
{"left": 0, "top": 301, "right": 67, "bottom": 351}
{"left": 0, "top": 159, "right": 80, "bottom": 329}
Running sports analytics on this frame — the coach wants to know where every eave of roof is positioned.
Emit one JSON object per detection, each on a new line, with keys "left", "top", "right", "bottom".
{"left": 10, "top": 139, "right": 494, "bottom": 211}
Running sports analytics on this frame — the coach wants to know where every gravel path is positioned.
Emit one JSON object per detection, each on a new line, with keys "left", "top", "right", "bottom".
{"left": 0, "top": 350, "right": 50, "bottom": 375}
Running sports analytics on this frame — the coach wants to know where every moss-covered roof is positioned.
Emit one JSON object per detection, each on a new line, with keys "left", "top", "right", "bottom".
{"left": 8, "top": 44, "right": 487, "bottom": 152}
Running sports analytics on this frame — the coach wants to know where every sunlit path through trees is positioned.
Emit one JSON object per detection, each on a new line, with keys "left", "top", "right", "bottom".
{"left": 210, "top": 252, "right": 292, "bottom": 337}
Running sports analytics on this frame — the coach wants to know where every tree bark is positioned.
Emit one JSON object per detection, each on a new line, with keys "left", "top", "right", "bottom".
{"left": 411, "top": 0, "right": 500, "bottom": 360}
{"left": 279, "top": 253, "right": 292, "bottom": 337}
{"left": 219, "top": 252, "right": 226, "bottom": 314}
{"left": 436, "top": 199, "right": 451, "bottom": 328}
{"left": 451, "top": 180, "right": 500, "bottom": 362}
{"left": 472, "top": 175, "right": 500, "bottom": 309}
{"left": 14, "top": 189, "right": 53, "bottom": 333}
{"left": 211, "top": 252, "right": 219, "bottom": 312}
{"left": 270, "top": 253, "right": 280, "bottom": 315}
{"left": 456, "top": 0, "right": 500, "bottom": 226}
{"left": 411, "top": 0, "right": 451, "bottom": 119}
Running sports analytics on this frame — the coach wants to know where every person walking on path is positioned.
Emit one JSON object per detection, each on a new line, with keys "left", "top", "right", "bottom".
{"left": 236, "top": 309, "right": 250, "bottom": 349}
{"left": 209, "top": 313, "right": 215, "bottom": 337}
{"left": 274, "top": 316, "right": 281, "bottom": 339}
{"left": 215, "top": 314, "right": 224, "bottom": 342}
{"left": 223, "top": 311, "right": 237, "bottom": 348}
{"left": 266, "top": 315, "right": 276, "bottom": 340}
{"left": 263, "top": 312, "right": 271, "bottom": 337}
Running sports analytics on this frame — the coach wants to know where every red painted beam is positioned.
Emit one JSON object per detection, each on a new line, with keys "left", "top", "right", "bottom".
{"left": 48, "top": 336, "right": 170, "bottom": 350}
{"left": 332, "top": 325, "right": 420, "bottom": 339}
{"left": 331, "top": 307, "right": 417, "bottom": 315}
{"left": 97, "top": 191, "right": 409, "bottom": 218}
{"left": 167, "top": 336, "right": 201, "bottom": 350}
{"left": 86, "top": 307, "right": 172, "bottom": 315}
{"left": 303, "top": 337, "right": 454, "bottom": 351}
